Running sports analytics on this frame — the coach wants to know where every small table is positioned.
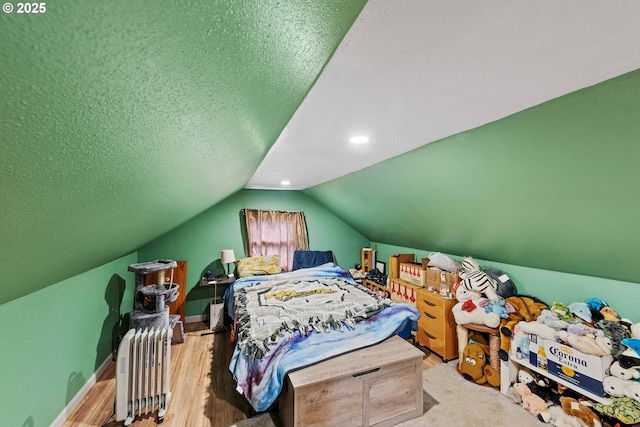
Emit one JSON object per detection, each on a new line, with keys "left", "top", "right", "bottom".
{"left": 200, "top": 275, "right": 235, "bottom": 331}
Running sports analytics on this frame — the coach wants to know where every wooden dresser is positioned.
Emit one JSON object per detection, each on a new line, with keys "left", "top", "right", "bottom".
{"left": 415, "top": 288, "right": 457, "bottom": 361}
{"left": 279, "top": 335, "right": 423, "bottom": 427}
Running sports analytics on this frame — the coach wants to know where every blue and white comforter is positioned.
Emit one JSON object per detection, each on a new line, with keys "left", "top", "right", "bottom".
{"left": 226, "top": 263, "right": 420, "bottom": 412}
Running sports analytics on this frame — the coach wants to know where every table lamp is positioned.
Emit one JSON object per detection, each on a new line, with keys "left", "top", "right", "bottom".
{"left": 221, "top": 249, "right": 236, "bottom": 277}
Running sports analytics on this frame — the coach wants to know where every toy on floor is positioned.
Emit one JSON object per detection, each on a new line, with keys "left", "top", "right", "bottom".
{"left": 513, "top": 382, "right": 549, "bottom": 416}
{"left": 560, "top": 397, "right": 601, "bottom": 427}
{"left": 538, "top": 405, "right": 583, "bottom": 427}
{"left": 594, "top": 396, "right": 640, "bottom": 425}
{"left": 459, "top": 341, "right": 500, "bottom": 387}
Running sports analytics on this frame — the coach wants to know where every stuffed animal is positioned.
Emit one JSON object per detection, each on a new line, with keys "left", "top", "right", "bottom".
{"left": 518, "top": 320, "right": 560, "bottom": 341}
{"left": 598, "top": 320, "right": 632, "bottom": 359}
{"left": 609, "top": 361, "right": 640, "bottom": 381}
{"left": 594, "top": 396, "right": 640, "bottom": 425}
{"left": 556, "top": 330, "right": 612, "bottom": 357}
{"left": 452, "top": 286, "right": 500, "bottom": 328}
{"left": 566, "top": 323, "right": 605, "bottom": 338}
{"left": 518, "top": 370, "right": 561, "bottom": 406}
{"left": 568, "top": 302, "right": 592, "bottom": 323}
{"left": 550, "top": 302, "right": 574, "bottom": 323}
{"left": 483, "top": 296, "right": 510, "bottom": 319}
{"left": 485, "top": 268, "right": 517, "bottom": 299}
{"left": 537, "top": 309, "right": 572, "bottom": 330}
{"left": 459, "top": 342, "right": 500, "bottom": 387}
{"left": 513, "top": 382, "right": 548, "bottom": 416}
{"left": 600, "top": 307, "right": 620, "bottom": 322}
{"left": 498, "top": 295, "right": 548, "bottom": 361}
{"left": 618, "top": 347, "right": 640, "bottom": 370}
{"left": 458, "top": 257, "right": 500, "bottom": 302}
{"left": 603, "top": 376, "right": 640, "bottom": 400}
{"left": 560, "top": 397, "right": 601, "bottom": 427}
{"left": 538, "top": 405, "right": 583, "bottom": 427}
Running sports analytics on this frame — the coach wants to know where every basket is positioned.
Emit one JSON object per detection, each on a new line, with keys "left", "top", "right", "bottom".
{"left": 422, "top": 258, "right": 459, "bottom": 287}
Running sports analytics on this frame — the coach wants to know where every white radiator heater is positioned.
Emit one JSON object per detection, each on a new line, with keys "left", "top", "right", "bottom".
{"left": 115, "top": 327, "right": 173, "bottom": 426}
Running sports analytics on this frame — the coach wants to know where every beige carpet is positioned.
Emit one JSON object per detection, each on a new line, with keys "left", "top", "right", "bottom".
{"left": 230, "top": 362, "right": 545, "bottom": 427}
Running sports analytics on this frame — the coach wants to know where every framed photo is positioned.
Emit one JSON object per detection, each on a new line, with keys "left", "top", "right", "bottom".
{"left": 375, "top": 260, "right": 386, "bottom": 274}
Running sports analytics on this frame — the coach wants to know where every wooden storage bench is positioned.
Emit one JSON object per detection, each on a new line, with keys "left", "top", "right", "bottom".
{"left": 279, "top": 335, "right": 424, "bottom": 427}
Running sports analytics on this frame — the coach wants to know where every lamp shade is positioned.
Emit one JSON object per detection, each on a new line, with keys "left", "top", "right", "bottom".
{"left": 221, "top": 249, "right": 236, "bottom": 264}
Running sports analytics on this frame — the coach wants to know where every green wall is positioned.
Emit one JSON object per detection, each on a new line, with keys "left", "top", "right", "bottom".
{"left": 306, "top": 69, "right": 640, "bottom": 286}
{"left": 138, "top": 189, "right": 369, "bottom": 317}
{"left": 375, "top": 242, "right": 639, "bottom": 321}
{"left": 0, "top": 0, "right": 367, "bottom": 304}
{"left": 0, "top": 253, "right": 135, "bottom": 427}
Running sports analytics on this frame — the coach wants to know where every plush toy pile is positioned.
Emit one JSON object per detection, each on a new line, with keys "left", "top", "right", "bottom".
{"left": 441, "top": 255, "right": 640, "bottom": 425}
{"left": 507, "top": 296, "right": 640, "bottom": 427}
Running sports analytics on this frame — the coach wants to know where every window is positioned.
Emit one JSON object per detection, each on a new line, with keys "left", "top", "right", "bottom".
{"left": 242, "top": 209, "right": 309, "bottom": 271}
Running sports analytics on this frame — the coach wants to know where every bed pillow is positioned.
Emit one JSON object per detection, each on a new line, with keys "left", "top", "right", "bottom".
{"left": 236, "top": 255, "right": 282, "bottom": 278}
{"left": 292, "top": 250, "right": 334, "bottom": 271}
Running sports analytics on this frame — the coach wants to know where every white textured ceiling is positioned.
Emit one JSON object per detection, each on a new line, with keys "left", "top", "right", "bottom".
{"left": 246, "top": 0, "right": 640, "bottom": 190}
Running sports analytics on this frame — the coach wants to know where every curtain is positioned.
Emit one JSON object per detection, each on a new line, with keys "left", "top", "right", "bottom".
{"left": 243, "top": 209, "right": 309, "bottom": 271}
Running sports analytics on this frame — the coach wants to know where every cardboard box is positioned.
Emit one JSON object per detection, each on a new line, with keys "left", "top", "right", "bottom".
{"left": 528, "top": 334, "right": 613, "bottom": 397}
{"left": 399, "top": 262, "right": 426, "bottom": 286}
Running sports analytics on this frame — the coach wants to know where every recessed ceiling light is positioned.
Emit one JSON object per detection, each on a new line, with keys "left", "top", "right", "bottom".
{"left": 350, "top": 135, "right": 369, "bottom": 144}
{"left": 280, "top": 180, "right": 290, "bottom": 186}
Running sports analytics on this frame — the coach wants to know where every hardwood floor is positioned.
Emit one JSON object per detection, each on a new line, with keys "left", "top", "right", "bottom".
{"left": 61, "top": 322, "right": 442, "bottom": 427}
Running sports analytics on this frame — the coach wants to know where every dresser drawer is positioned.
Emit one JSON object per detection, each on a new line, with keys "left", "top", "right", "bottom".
{"left": 416, "top": 291, "right": 447, "bottom": 313}
{"left": 417, "top": 327, "right": 446, "bottom": 357}
{"left": 415, "top": 289, "right": 458, "bottom": 361}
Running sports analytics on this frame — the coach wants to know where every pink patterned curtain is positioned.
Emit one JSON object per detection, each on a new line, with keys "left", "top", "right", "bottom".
{"left": 243, "top": 209, "right": 309, "bottom": 271}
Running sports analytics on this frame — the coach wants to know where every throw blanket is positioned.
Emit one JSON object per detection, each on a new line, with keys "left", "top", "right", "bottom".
{"left": 227, "top": 263, "right": 420, "bottom": 412}
{"left": 235, "top": 278, "right": 391, "bottom": 360}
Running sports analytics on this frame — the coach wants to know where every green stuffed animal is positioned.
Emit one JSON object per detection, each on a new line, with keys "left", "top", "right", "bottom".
{"left": 459, "top": 342, "right": 500, "bottom": 388}
{"left": 594, "top": 396, "right": 640, "bottom": 425}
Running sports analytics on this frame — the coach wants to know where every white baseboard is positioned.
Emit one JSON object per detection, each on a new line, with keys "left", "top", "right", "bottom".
{"left": 52, "top": 315, "right": 208, "bottom": 426}
{"left": 186, "top": 314, "right": 206, "bottom": 324}
{"left": 51, "top": 355, "right": 112, "bottom": 427}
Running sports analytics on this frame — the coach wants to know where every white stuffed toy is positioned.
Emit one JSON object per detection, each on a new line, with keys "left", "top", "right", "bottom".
{"left": 538, "top": 405, "right": 583, "bottom": 427}
{"left": 604, "top": 375, "right": 640, "bottom": 402}
{"left": 458, "top": 257, "right": 500, "bottom": 302}
{"left": 610, "top": 360, "right": 640, "bottom": 381}
{"left": 452, "top": 285, "right": 500, "bottom": 328}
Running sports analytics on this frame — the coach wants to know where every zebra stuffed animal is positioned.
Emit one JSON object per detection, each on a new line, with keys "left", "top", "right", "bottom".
{"left": 458, "top": 257, "right": 500, "bottom": 302}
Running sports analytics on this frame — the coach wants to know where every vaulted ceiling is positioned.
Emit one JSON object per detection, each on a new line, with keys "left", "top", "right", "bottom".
{"left": 2, "top": 1, "right": 640, "bottom": 304}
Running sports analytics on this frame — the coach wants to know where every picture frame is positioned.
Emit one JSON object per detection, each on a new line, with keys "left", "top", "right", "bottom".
{"left": 375, "top": 260, "right": 386, "bottom": 274}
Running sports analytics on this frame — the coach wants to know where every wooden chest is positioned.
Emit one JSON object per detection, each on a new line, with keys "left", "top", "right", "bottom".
{"left": 416, "top": 288, "right": 458, "bottom": 361}
{"left": 279, "top": 335, "right": 423, "bottom": 427}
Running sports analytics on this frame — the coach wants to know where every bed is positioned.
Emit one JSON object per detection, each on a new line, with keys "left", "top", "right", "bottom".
{"left": 225, "top": 254, "right": 420, "bottom": 412}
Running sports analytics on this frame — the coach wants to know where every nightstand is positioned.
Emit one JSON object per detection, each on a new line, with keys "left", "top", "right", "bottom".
{"left": 200, "top": 275, "right": 235, "bottom": 331}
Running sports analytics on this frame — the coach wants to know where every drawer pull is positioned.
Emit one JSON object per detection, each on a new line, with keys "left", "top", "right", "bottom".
{"left": 423, "top": 331, "right": 437, "bottom": 339}
{"left": 423, "top": 311, "right": 436, "bottom": 319}
{"left": 422, "top": 299, "right": 436, "bottom": 307}
{"left": 352, "top": 367, "right": 380, "bottom": 377}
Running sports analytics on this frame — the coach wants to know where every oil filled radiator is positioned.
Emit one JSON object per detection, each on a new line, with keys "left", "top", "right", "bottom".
{"left": 115, "top": 327, "right": 173, "bottom": 426}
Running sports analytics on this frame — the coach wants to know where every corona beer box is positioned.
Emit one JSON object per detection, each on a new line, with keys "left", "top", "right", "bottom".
{"left": 528, "top": 334, "right": 613, "bottom": 397}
